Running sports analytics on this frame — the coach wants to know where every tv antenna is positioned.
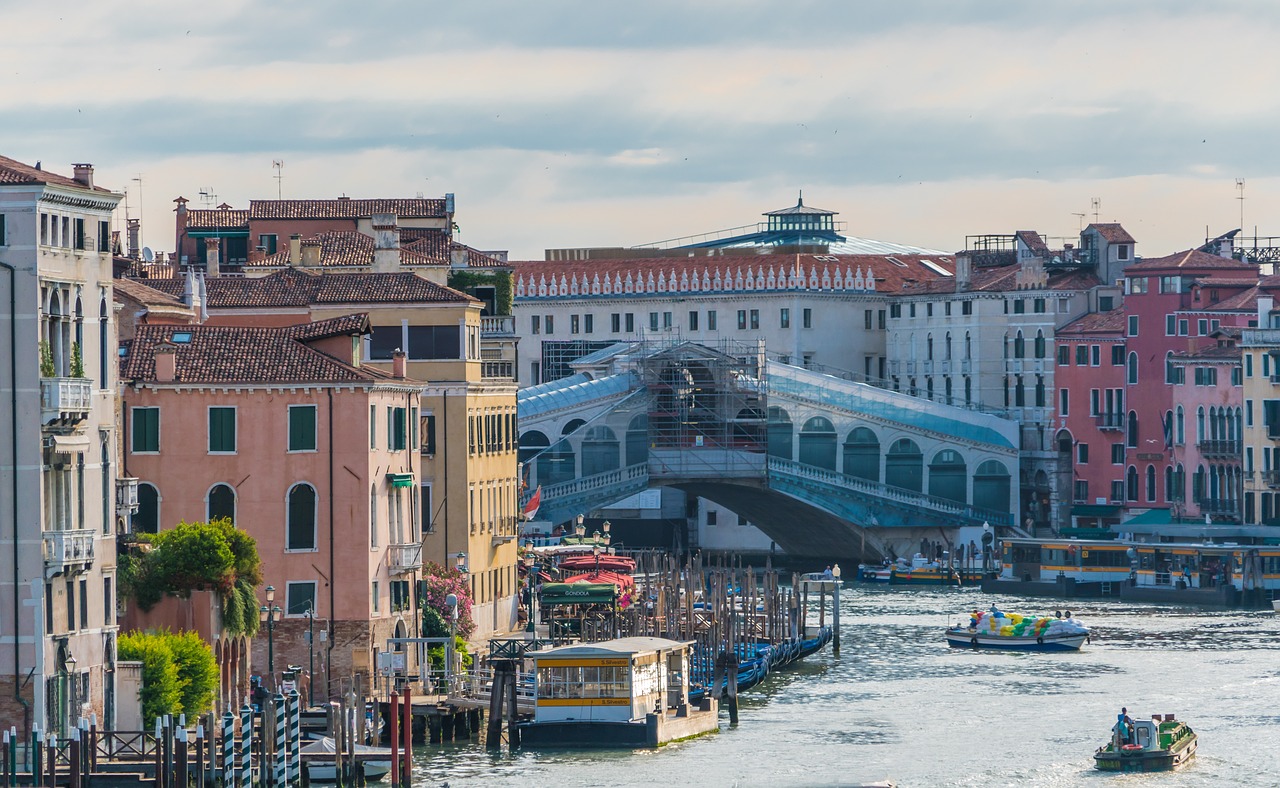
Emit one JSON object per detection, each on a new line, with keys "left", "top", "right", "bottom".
{"left": 273, "top": 160, "right": 284, "bottom": 199}
{"left": 1236, "top": 178, "right": 1246, "bottom": 231}
{"left": 132, "top": 175, "right": 144, "bottom": 249}
{"left": 198, "top": 188, "right": 217, "bottom": 208}
{"left": 1072, "top": 212, "right": 1087, "bottom": 233}
{"left": 1090, "top": 197, "right": 1101, "bottom": 223}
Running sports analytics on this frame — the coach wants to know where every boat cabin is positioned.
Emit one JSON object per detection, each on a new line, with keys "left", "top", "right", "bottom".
{"left": 529, "top": 637, "right": 692, "bottom": 724}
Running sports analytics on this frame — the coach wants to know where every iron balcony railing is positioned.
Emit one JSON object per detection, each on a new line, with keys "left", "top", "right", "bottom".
{"left": 116, "top": 477, "right": 140, "bottom": 514}
{"left": 1095, "top": 412, "right": 1125, "bottom": 430}
{"left": 1197, "top": 439, "right": 1241, "bottom": 457}
{"left": 1198, "top": 498, "right": 1240, "bottom": 515}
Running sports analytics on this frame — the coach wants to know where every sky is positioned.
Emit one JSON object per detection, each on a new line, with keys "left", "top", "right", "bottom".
{"left": 4, "top": 1, "right": 1279, "bottom": 261}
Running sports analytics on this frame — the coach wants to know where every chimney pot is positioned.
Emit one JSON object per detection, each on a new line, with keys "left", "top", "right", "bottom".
{"left": 301, "top": 241, "right": 321, "bottom": 267}
{"left": 289, "top": 234, "right": 302, "bottom": 265}
{"left": 203, "top": 237, "right": 221, "bottom": 276}
{"left": 72, "top": 163, "right": 93, "bottom": 189}
{"left": 392, "top": 349, "right": 407, "bottom": 379}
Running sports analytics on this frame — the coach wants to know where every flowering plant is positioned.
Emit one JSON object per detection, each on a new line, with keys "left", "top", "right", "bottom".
{"left": 420, "top": 561, "right": 475, "bottom": 639}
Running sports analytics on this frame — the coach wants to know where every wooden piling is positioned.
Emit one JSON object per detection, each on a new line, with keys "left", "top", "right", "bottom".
{"left": 68, "top": 728, "right": 81, "bottom": 788}
{"left": 175, "top": 728, "right": 188, "bottom": 788}
{"left": 45, "top": 734, "right": 56, "bottom": 788}
{"left": 400, "top": 686, "right": 411, "bottom": 785}
{"left": 388, "top": 692, "right": 399, "bottom": 788}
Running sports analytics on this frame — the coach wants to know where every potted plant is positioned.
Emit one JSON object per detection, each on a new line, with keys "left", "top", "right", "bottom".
{"left": 70, "top": 342, "right": 84, "bottom": 378}
{"left": 39, "top": 340, "right": 55, "bottom": 378}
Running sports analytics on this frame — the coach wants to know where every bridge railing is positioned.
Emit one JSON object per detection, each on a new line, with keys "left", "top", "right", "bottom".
{"left": 768, "top": 456, "right": 1014, "bottom": 526}
{"left": 768, "top": 357, "right": 1011, "bottom": 417}
{"left": 522, "top": 463, "right": 649, "bottom": 507}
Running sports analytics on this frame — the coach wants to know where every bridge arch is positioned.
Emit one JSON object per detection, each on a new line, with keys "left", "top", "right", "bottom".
{"left": 928, "top": 449, "right": 966, "bottom": 504}
{"left": 625, "top": 415, "right": 648, "bottom": 466}
{"left": 767, "top": 406, "right": 792, "bottom": 460}
{"left": 973, "top": 459, "right": 1012, "bottom": 514}
{"left": 885, "top": 438, "right": 923, "bottom": 492}
{"left": 843, "top": 427, "right": 879, "bottom": 482}
{"left": 581, "top": 426, "right": 620, "bottom": 476}
{"left": 798, "top": 416, "right": 837, "bottom": 470}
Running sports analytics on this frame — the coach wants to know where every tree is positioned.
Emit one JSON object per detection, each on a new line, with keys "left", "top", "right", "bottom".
{"left": 167, "top": 631, "right": 219, "bottom": 716}
{"left": 118, "top": 632, "right": 180, "bottom": 723}
{"left": 419, "top": 562, "right": 475, "bottom": 639}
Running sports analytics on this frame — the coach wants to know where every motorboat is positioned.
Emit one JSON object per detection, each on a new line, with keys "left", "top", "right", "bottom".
{"left": 945, "top": 609, "right": 1089, "bottom": 652}
{"left": 299, "top": 736, "right": 392, "bottom": 783}
{"left": 1094, "top": 713, "right": 1196, "bottom": 772}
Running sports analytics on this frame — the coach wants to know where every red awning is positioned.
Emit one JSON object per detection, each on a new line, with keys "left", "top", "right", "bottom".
{"left": 562, "top": 571, "right": 635, "bottom": 591}
{"left": 559, "top": 555, "right": 636, "bottom": 573}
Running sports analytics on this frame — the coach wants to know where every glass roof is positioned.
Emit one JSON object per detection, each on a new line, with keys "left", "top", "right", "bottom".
{"left": 518, "top": 372, "right": 640, "bottom": 420}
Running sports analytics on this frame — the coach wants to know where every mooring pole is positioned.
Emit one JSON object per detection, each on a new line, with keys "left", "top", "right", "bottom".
{"left": 388, "top": 692, "right": 399, "bottom": 788}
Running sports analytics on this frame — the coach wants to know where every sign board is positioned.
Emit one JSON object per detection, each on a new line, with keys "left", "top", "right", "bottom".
{"left": 376, "top": 651, "right": 406, "bottom": 675}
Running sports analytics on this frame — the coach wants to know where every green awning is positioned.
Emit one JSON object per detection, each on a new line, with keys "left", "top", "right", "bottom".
{"left": 1123, "top": 508, "right": 1176, "bottom": 525}
{"left": 387, "top": 473, "right": 415, "bottom": 488}
{"left": 1071, "top": 504, "right": 1122, "bottom": 516}
{"left": 1059, "top": 527, "right": 1118, "bottom": 540}
{"left": 539, "top": 582, "right": 616, "bottom": 606}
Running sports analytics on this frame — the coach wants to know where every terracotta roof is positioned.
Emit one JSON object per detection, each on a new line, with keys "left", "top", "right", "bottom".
{"left": 245, "top": 231, "right": 449, "bottom": 269}
{"left": 1205, "top": 286, "right": 1260, "bottom": 312}
{"left": 907, "top": 265, "right": 1100, "bottom": 295}
{"left": 248, "top": 198, "right": 447, "bottom": 220}
{"left": 134, "top": 268, "right": 473, "bottom": 308}
{"left": 1086, "top": 223, "right": 1136, "bottom": 244}
{"left": 1015, "top": 230, "right": 1050, "bottom": 255}
{"left": 1057, "top": 309, "right": 1127, "bottom": 336}
{"left": 0, "top": 155, "right": 113, "bottom": 193}
{"left": 184, "top": 208, "right": 249, "bottom": 230}
{"left": 1171, "top": 343, "right": 1242, "bottom": 362}
{"left": 121, "top": 314, "right": 410, "bottom": 385}
{"left": 451, "top": 242, "right": 508, "bottom": 269}
{"left": 512, "top": 253, "right": 954, "bottom": 298}
{"left": 1126, "top": 249, "right": 1255, "bottom": 273}
{"left": 112, "top": 278, "right": 191, "bottom": 310}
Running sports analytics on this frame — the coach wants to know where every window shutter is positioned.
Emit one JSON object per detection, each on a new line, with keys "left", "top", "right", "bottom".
{"left": 290, "top": 406, "right": 317, "bottom": 451}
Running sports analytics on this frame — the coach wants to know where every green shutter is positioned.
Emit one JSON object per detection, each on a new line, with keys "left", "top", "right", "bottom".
{"left": 394, "top": 408, "right": 406, "bottom": 451}
{"left": 132, "top": 407, "right": 159, "bottom": 452}
{"left": 289, "top": 405, "right": 317, "bottom": 451}
{"left": 209, "top": 408, "right": 236, "bottom": 452}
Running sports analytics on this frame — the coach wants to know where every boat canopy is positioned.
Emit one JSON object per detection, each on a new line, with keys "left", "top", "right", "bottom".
{"left": 539, "top": 582, "right": 617, "bottom": 606}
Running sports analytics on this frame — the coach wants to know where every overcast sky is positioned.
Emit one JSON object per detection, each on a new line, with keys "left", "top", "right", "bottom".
{"left": 4, "top": 1, "right": 1277, "bottom": 260}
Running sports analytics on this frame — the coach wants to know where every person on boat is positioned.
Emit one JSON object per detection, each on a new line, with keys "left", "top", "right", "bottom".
{"left": 989, "top": 604, "right": 1002, "bottom": 619}
{"left": 822, "top": 565, "right": 834, "bottom": 580}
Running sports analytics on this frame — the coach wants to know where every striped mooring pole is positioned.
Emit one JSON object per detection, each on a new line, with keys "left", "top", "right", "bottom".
{"left": 238, "top": 705, "right": 253, "bottom": 788}
{"left": 221, "top": 713, "right": 236, "bottom": 787}
{"left": 288, "top": 690, "right": 301, "bottom": 783}
{"left": 273, "top": 694, "right": 286, "bottom": 787}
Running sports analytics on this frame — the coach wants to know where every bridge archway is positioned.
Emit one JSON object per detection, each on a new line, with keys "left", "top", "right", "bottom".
{"left": 767, "top": 407, "right": 792, "bottom": 460}
{"left": 798, "top": 416, "right": 837, "bottom": 471}
{"left": 581, "top": 426, "right": 620, "bottom": 476}
{"left": 885, "top": 438, "right": 923, "bottom": 492}
{"left": 928, "top": 449, "right": 967, "bottom": 504}
{"left": 625, "top": 415, "right": 648, "bottom": 466}
{"left": 974, "top": 460, "right": 1012, "bottom": 514}
{"left": 843, "top": 427, "right": 879, "bottom": 482}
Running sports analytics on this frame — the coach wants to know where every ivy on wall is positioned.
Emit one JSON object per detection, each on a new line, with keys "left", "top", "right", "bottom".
{"left": 447, "top": 270, "right": 513, "bottom": 316}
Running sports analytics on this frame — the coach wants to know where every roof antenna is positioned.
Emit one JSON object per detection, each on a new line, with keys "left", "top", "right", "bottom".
{"left": 1236, "top": 177, "right": 1246, "bottom": 232}
{"left": 798, "top": 189, "right": 803, "bottom": 207}
{"left": 1091, "top": 197, "right": 1100, "bottom": 223}
{"left": 273, "top": 159, "right": 284, "bottom": 200}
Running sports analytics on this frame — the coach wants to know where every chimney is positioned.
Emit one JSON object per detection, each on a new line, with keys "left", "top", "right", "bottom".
{"left": 392, "top": 349, "right": 407, "bottom": 379}
{"left": 450, "top": 246, "right": 469, "bottom": 268}
{"left": 174, "top": 196, "right": 188, "bottom": 265}
{"left": 301, "top": 239, "right": 321, "bottom": 267}
{"left": 127, "top": 218, "right": 141, "bottom": 259}
{"left": 289, "top": 234, "right": 302, "bottom": 265}
{"left": 1219, "top": 234, "right": 1235, "bottom": 259}
{"left": 371, "top": 213, "right": 400, "bottom": 272}
{"left": 955, "top": 253, "right": 971, "bottom": 292}
{"left": 154, "top": 340, "right": 178, "bottom": 383}
{"left": 249, "top": 247, "right": 266, "bottom": 263}
{"left": 72, "top": 163, "right": 94, "bottom": 189}
{"left": 204, "top": 237, "right": 220, "bottom": 276}
{"left": 1259, "top": 295, "right": 1273, "bottom": 327}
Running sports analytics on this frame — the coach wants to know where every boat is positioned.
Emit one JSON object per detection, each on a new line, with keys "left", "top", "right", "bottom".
{"left": 857, "top": 563, "right": 893, "bottom": 583}
{"left": 1094, "top": 713, "right": 1197, "bottom": 772}
{"left": 945, "top": 609, "right": 1089, "bottom": 651}
{"left": 299, "top": 737, "right": 392, "bottom": 783}
{"left": 1272, "top": 598, "right": 1280, "bottom": 613}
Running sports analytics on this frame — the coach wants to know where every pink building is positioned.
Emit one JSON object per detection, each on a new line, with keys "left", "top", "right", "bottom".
{"left": 1055, "top": 309, "right": 1129, "bottom": 530}
{"left": 1169, "top": 330, "right": 1244, "bottom": 522}
{"left": 121, "top": 315, "right": 427, "bottom": 697}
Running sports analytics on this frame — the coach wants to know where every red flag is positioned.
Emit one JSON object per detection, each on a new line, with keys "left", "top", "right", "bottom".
{"left": 522, "top": 486, "right": 541, "bottom": 520}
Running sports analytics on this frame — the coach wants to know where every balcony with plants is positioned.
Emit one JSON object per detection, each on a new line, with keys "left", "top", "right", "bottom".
{"left": 40, "top": 340, "right": 92, "bottom": 426}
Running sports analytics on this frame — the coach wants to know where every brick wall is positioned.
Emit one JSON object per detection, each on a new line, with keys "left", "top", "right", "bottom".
{"left": 249, "top": 615, "right": 414, "bottom": 701}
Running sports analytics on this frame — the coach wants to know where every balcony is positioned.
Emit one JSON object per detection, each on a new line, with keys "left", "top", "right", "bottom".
{"left": 387, "top": 542, "right": 423, "bottom": 574}
{"left": 43, "top": 529, "right": 95, "bottom": 578}
{"left": 1197, "top": 439, "right": 1241, "bottom": 458}
{"left": 480, "top": 316, "right": 516, "bottom": 336}
{"left": 481, "top": 360, "right": 515, "bottom": 379}
{"left": 1264, "top": 470, "right": 1280, "bottom": 488}
{"left": 116, "top": 477, "right": 140, "bottom": 514}
{"left": 1095, "top": 412, "right": 1125, "bottom": 431}
{"left": 1199, "top": 498, "right": 1240, "bottom": 515}
{"left": 41, "top": 377, "right": 92, "bottom": 425}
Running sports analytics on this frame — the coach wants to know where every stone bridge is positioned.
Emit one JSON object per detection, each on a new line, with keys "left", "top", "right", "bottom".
{"left": 517, "top": 342, "right": 1022, "bottom": 560}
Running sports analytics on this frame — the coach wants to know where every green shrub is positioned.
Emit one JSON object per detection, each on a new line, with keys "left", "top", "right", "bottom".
{"left": 167, "top": 631, "right": 219, "bottom": 716}
{"left": 118, "top": 632, "right": 180, "bottom": 723}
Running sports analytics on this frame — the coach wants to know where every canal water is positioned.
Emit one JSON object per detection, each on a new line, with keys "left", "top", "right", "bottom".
{"left": 412, "top": 586, "right": 1280, "bottom": 786}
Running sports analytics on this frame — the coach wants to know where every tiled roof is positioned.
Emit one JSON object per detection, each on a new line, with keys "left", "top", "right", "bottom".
{"left": 184, "top": 208, "right": 249, "bottom": 230}
{"left": 135, "top": 268, "right": 473, "bottom": 308}
{"left": 1057, "top": 309, "right": 1127, "bottom": 336}
{"left": 246, "top": 231, "right": 448, "bottom": 269}
{"left": 1086, "top": 223, "right": 1136, "bottom": 244}
{"left": 512, "top": 254, "right": 953, "bottom": 298}
{"left": 907, "top": 265, "right": 1099, "bottom": 295}
{"left": 1171, "top": 343, "right": 1241, "bottom": 361}
{"left": 451, "top": 242, "right": 508, "bottom": 268}
{"left": 122, "top": 314, "right": 404, "bottom": 385}
{"left": 112, "top": 278, "right": 192, "bottom": 310}
{"left": 1015, "top": 230, "right": 1050, "bottom": 255}
{"left": 248, "top": 198, "right": 447, "bottom": 220}
{"left": 1206, "top": 286, "right": 1260, "bottom": 312}
{"left": 1126, "top": 249, "right": 1255, "bottom": 272}
{"left": 0, "top": 155, "right": 113, "bottom": 193}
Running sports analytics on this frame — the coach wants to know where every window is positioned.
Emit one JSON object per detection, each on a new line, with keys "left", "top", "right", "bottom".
{"left": 1127, "top": 316, "right": 1139, "bottom": 336}
{"left": 131, "top": 407, "right": 160, "bottom": 452}
{"left": 1059, "top": 388, "right": 1069, "bottom": 416}
{"left": 750, "top": 309, "right": 760, "bottom": 329}
{"left": 386, "top": 407, "right": 407, "bottom": 451}
{"left": 1178, "top": 319, "right": 1188, "bottom": 336}
{"left": 371, "top": 580, "right": 380, "bottom": 613}
{"left": 1091, "top": 345, "right": 1101, "bottom": 366}
{"left": 73, "top": 218, "right": 85, "bottom": 251}
{"left": 650, "top": 312, "right": 660, "bottom": 331}
{"left": 370, "top": 486, "right": 379, "bottom": 548}
{"left": 258, "top": 234, "right": 278, "bottom": 255}
{"left": 1112, "top": 345, "right": 1126, "bottom": 366}
{"left": 1112, "top": 443, "right": 1125, "bottom": 464}
{"left": 66, "top": 580, "right": 75, "bottom": 631}
{"left": 1074, "top": 480, "right": 1089, "bottom": 501}
{"left": 286, "top": 483, "right": 318, "bottom": 551}
{"left": 962, "top": 301, "right": 973, "bottom": 316}
{"left": 98, "top": 297, "right": 109, "bottom": 388}
{"left": 1033, "top": 298, "right": 1046, "bottom": 313}
{"left": 1126, "top": 352, "right": 1138, "bottom": 384}
{"left": 737, "top": 310, "right": 747, "bottom": 330}
{"left": 1013, "top": 299, "right": 1025, "bottom": 314}
{"left": 625, "top": 313, "right": 635, "bottom": 332}
{"left": 285, "top": 582, "right": 317, "bottom": 616}
{"left": 663, "top": 312, "right": 672, "bottom": 329}
{"left": 570, "top": 314, "right": 580, "bottom": 334}
{"left": 283, "top": 404, "right": 319, "bottom": 452}
{"left": 926, "top": 303, "right": 934, "bottom": 317}
{"left": 531, "top": 315, "right": 541, "bottom": 335}
{"left": 780, "top": 308, "right": 790, "bottom": 329}
{"left": 610, "top": 313, "right": 620, "bottom": 333}
{"left": 1076, "top": 345, "right": 1088, "bottom": 365}
{"left": 879, "top": 310, "right": 887, "bottom": 329}
{"left": 208, "top": 484, "right": 235, "bottom": 524}
{"left": 421, "top": 413, "right": 436, "bottom": 454}
{"left": 1077, "top": 443, "right": 1088, "bottom": 463}
{"left": 208, "top": 407, "right": 236, "bottom": 453}
{"left": 803, "top": 308, "right": 812, "bottom": 328}
{"left": 1232, "top": 366, "right": 1243, "bottom": 386}
{"left": 530, "top": 361, "right": 541, "bottom": 384}
{"left": 544, "top": 315, "right": 554, "bottom": 334}
{"left": 1166, "top": 314, "right": 1176, "bottom": 335}
{"left": 1197, "top": 319, "right": 1208, "bottom": 336}
{"left": 910, "top": 304, "right": 917, "bottom": 318}
{"left": 707, "top": 311, "right": 717, "bottom": 331}
{"left": 0, "top": 214, "right": 5, "bottom": 245}
{"left": 706, "top": 509, "right": 717, "bottom": 526}
{"left": 406, "top": 326, "right": 461, "bottom": 360}
{"left": 865, "top": 310, "right": 873, "bottom": 330}
{"left": 1247, "top": 354, "right": 1254, "bottom": 377}
{"left": 689, "top": 311, "right": 698, "bottom": 331}
{"left": 890, "top": 304, "right": 902, "bottom": 319}
{"left": 1058, "top": 345, "right": 1070, "bottom": 365}
{"left": 104, "top": 576, "right": 114, "bottom": 626}
{"left": 369, "top": 405, "right": 377, "bottom": 448}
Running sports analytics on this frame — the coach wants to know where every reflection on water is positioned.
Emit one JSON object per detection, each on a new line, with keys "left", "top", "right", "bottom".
{"left": 412, "top": 585, "right": 1280, "bottom": 787}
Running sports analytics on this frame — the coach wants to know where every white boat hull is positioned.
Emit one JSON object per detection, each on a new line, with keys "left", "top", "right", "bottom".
{"left": 946, "top": 629, "right": 1088, "bottom": 652}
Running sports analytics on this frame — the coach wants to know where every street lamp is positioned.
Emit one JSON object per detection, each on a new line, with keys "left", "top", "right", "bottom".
{"left": 259, "top": 585, "right": 283, "bottom": 690}
{"left": 65, "top": 652, "right": 78, "bottom": 726}
{"left": 303, "top": 604, "right": 317, "bottom": 708}
{"left": 592, "top": 542, "right": 602, "bottom": 574}
{"left": 522, "top": 549, "right": 539, "bottom": 637}
{"left": 454, "top": 552, "right": 468, "bottom": 573}
{"left": 574, "top": 514, "right": 585, "bottom": 540}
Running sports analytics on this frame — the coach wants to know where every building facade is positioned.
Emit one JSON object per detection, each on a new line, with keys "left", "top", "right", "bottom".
{"left": 0, "top": 157, "right": 123, "bottom": 737}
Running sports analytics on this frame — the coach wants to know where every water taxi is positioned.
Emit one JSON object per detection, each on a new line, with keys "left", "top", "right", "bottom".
{"left": 945, "top": 609, "right": 1089, "bottom": 651}
{"left": 1094, "top": 714, "right": 1196, "bottom": 772}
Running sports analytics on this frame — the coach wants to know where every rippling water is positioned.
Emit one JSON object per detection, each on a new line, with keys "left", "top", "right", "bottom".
{"left": 411, "top": 586, "right": 1280, "bottom": 787}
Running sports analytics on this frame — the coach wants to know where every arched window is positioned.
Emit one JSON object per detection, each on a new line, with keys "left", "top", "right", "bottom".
{"left": 1014, "top": 331, "right": 1025, "bottom": 359}
{"left": 1127, "top": 410, "right": 1139, "bottom": 448}
{"left": 1127, "top": 351, "right": 1138, "bottom": 385}
{"left": 1034, "top": 375, "right": 1046, "bottom": 407}
{"left": 1126, "top": 465, "right": 1139, "bottom": 501}
{"left": 581, "top": 426, "right": 620, "bottom": 476}
{"left": 1196, "top": 407, "right": 1205, "bottom": 443}
{"left": 1164, "top": 466, "right": 1174, "bottom": 502}
{"left": 1175, "top": 463, "right": 1185, "bottom": 502}
{"left": 973, "top": 460, "right": 1012, "bottom": 513}
{"left": 625, "top": 415, "right": 649, "bottom": 467}
{"left": 1192, "top": 465, "right": 1206, "bottom": 504}
{"left": 1034, "top": 330, "right": 1045, "bottom": 359}
{"left": 1175, "top": 406, "right": 1185, "bottom": 445}
{"left": 926, "top": 334, "right": 934, "bottom": 361}
{"left": 964, "top": 376, "right": 972, "bottom": 404}
{"left": 100, "top": 440, "right": 111, "bottom": 535}
{"left": 1014, "top": 376, "right": 1025, "bottom": 407}
{"left": 1145, "top": 465, "right": 1156, "bottom": 502}
{"left": 207, "top": 483, "right": 235, "bottom": 524}
{"left": 798, "top": 416, "right": 837, "bottom": 471}
{"left": 843, "top": 427, "right": 880, "bottom": 482}
{"left": 885, "top": 438, "right": 924, "bottom": 492}
{"left": 1165, "top": 351, "right": 1176, "bottom": 384}
{"left": 370, "top": 485, "right": 379, "bottom": 547}
{"left": 135, "top": 483, "right": 160, "bottom": 534}
{"left": 98, "top": 297, "right": 109, "bottom": 389}
{"left": 1163, "top": 410, "right": 1173, "bottom": 448}
{"left": 928, "top": 449, "right": 967, "bottom": 504}
{"left": 965, "top": 332, "right": 972, "bottom": 360}
{"left": 286, "top": 483, "right": 318, "bottom": 551}
{"left": 945, "top": 332, "right": 953, "bottom": 360}
{"left": 767, "top": 407, "right": 793, "bottom": 460}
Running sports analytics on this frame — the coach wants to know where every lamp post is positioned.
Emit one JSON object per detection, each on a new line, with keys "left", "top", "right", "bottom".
{"left": 574, "top": 514, "right": 585, "bottom": 541}
{"left": 592, "top": 542, "right": 602, "bottom": 574}
{"left": 65, "top": 652, "right": 78, "bottom": 728}
{"left": 454, "top": 551, "right": 468, "bottom": 574}
{"left": 303, "top": 604, "right": 316, "bottom": 708}
{"left": 523, "top": 546, "right": 539, "bottom": 637}
{"left": 981, "top": 521, "right": 993, "bottom": 573}
{"left": 259, "top": 585, "right": 283, "bottom": 690}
